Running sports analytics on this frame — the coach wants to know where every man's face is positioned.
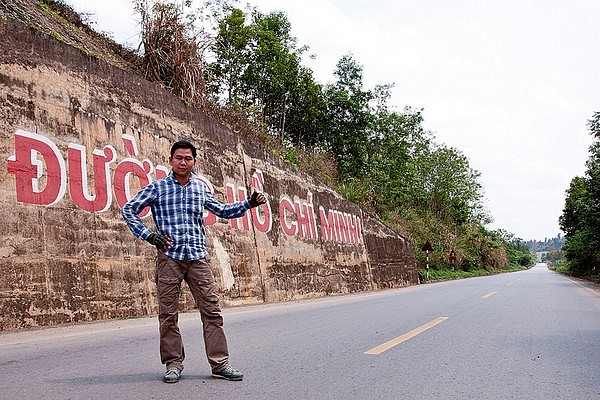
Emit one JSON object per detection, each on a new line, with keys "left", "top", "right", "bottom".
{"left": 169, "top": 148, "right": 196, "bottom": 179}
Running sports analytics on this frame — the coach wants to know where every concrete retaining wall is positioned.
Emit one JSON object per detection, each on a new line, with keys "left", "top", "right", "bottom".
{"left": 0, "top": 19, "right": 417, "bottom": 331}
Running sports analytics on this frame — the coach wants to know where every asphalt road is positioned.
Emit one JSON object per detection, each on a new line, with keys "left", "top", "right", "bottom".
{"left": 1, "top": 264, "right": 599, "bottom": 399}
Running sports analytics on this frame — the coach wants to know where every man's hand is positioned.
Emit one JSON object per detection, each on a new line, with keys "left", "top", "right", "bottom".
{"left": 248, "top": 191, "right": 266, "bottom": 208}
{"left": 146, "top": 233, "right": 173, "bottom": 251}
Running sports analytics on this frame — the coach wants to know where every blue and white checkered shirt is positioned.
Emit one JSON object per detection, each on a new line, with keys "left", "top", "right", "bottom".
{"left": 122, "top": 171, "right": 250, "bottom": 260}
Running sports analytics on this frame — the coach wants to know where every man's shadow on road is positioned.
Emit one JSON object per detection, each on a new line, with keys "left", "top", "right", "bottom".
{"left": 50, "top": 372, "right": 216, "bottom": 386}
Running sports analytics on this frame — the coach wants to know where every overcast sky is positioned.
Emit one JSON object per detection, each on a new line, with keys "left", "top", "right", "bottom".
{"left": 65, "top": 0, "right": 599, "bottom": 241}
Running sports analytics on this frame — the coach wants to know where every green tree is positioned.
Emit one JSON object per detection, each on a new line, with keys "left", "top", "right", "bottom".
{"left": 367, "top": 106, "right": 429, "bottom": 213}
{"left": 588, "top": 111, "right": 600, "bottom": 139}
{"left": 412, "top": 144, "right": 485, "bottom": 225}
{"left": 284, "top": 67, "right": 327, "bottom": 147}
{"left": 206, "top": 6, "right": 328, "bottom": 151}
{"left": 559, "top": 112, "right": 600, "bottom": 277}
{"left": 242, "top": 10, "right": 304, "bottom": 142}
{"left": 206, "top": 7, "right": 252, "bottom": 106}
{"left": 560, "top": 177, "right": 588, "bottom": 237}
{"left": 323, "top": 54, "right": 374, "bottom": 178}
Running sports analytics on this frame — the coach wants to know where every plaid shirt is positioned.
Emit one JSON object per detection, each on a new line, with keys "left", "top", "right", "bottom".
{"left": 122, "top": 171, "right": 250, "bottom": 260}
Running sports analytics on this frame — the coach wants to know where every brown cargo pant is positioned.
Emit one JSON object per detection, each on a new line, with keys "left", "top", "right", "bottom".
{"left": 155, "top": 252, "right": 229, "bottom": 372}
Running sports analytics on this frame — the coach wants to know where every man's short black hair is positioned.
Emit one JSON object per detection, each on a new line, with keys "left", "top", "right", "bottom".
{"left": 170, "top": 140, "right": 197, "bottom": 158}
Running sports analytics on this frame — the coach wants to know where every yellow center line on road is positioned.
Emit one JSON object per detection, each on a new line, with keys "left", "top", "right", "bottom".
{"left": 364, "top": 317, "right": 449, "bottom": 355}
{"left": 482, "top": 291, "right": 498, "bottom": 299}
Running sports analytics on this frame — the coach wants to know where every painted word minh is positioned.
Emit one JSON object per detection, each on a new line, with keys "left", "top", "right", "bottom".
{"left": 7, "top": 130, "right": 363, "bottom": 244}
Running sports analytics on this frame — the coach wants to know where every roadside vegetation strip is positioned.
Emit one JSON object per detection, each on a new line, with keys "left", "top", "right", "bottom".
{"left": 364, "top": 317, "right": 449, "bottom": 355}
{"left": 481, "top": 291, "right": 498, "bottom": 299}
{"left": 424, "top": 266, "right": 531, "bottom": 282}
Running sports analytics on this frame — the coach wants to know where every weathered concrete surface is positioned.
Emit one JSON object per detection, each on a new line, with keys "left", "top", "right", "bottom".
{"left": 0, "top": 17, "right": 417, "bottom": 331}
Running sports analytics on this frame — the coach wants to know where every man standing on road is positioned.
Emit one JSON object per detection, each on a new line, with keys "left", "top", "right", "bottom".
{"left": 122, "top": 140, "right": 266, "bottom": 383}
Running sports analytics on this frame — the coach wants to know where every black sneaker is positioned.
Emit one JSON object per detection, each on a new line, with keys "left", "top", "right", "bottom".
{"left": 163, "top": 367, "right": 182, "bottom": 383}
{"left": 212, "top": 366, "right": 243, "bottom": 381}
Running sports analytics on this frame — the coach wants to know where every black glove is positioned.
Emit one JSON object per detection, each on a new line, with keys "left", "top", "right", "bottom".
{"left": 248, "top": 191, "right": 266, "bottom": 208}
{"left": 146, "top": 233, "right": 172, "bottom": 251}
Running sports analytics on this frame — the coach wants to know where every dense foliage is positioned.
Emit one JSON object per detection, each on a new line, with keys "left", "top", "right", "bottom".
{"left": 542, "top": 250, "right": 565, "bottom": 270}
{"left": 526, "top": 235, "right": 565, "bottom": 271}
{"left": 526, "top": 235, "right": 565, "bottom": 253}
{"left": 134, "top": 0, "right": 535, "bottom": 276}
{"left": 559, "top": 112, "right": 600, "bottom": 278}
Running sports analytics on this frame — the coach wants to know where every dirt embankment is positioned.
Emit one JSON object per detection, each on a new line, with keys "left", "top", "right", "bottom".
{"left": 0, "top": 0, "right": 140, "bottom": 72}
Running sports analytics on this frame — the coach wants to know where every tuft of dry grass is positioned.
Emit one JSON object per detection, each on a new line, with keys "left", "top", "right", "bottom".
{"left": 136, "top": 0, "right": 205, "bottom": 108}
